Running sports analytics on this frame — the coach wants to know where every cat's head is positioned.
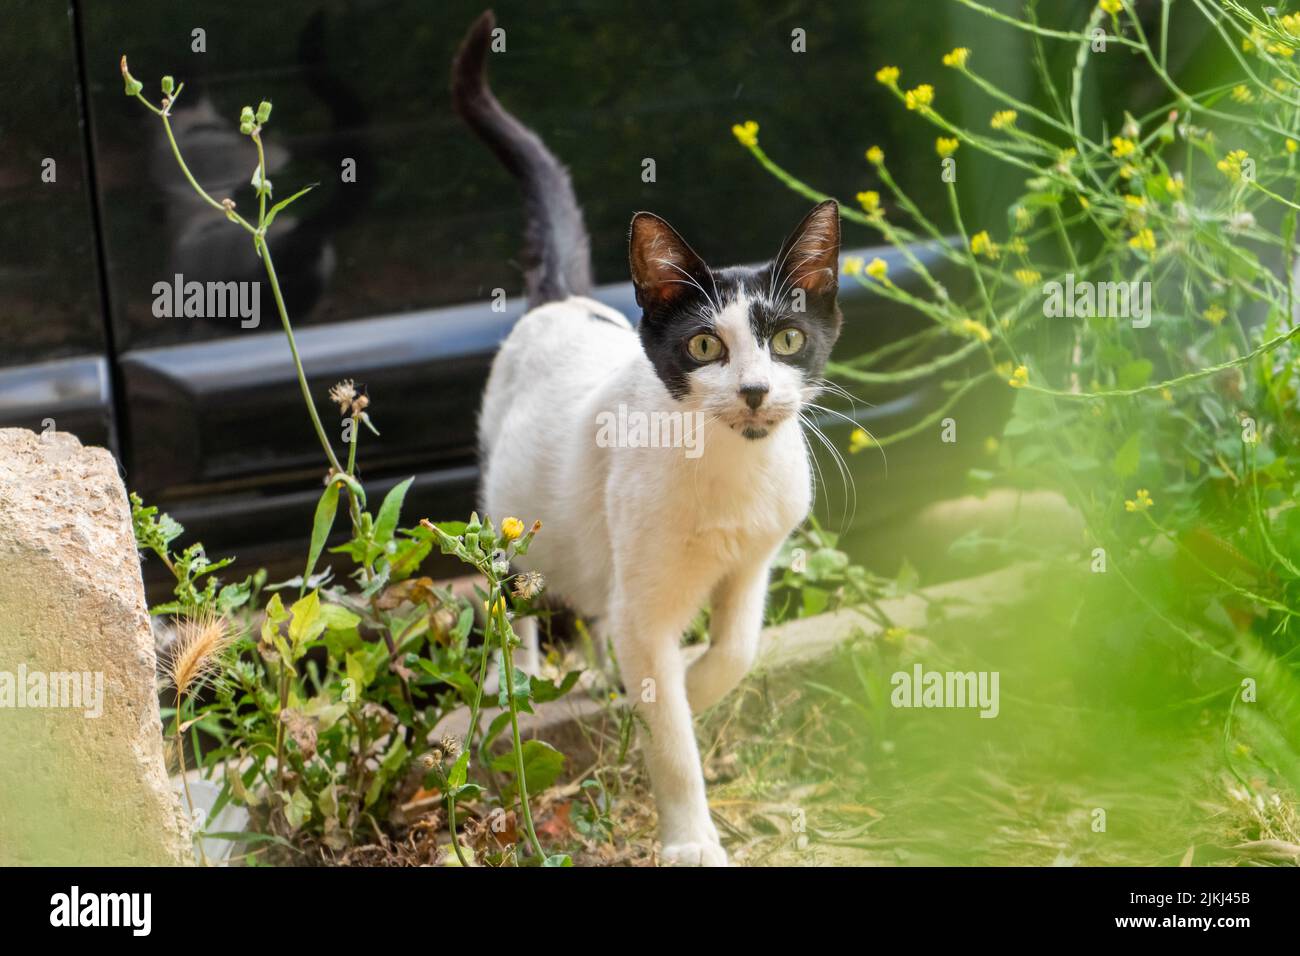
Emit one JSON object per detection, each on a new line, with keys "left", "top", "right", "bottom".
{"left": 628, "top": 200, "right": 841, "bottom": 440}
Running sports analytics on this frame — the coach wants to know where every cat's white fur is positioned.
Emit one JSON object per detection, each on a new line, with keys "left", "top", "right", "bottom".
{"left": 478, "top": 291, "right": 811, "bottom": 866}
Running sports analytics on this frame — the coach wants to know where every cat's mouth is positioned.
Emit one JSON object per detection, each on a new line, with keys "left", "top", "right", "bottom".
{"left": 726, "top": 407, "right": 792, "bottom": 440}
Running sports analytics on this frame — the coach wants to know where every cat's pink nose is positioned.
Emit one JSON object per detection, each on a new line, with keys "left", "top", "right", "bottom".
{"left": 739, "top": 384, "right": 769, "bottom": 410}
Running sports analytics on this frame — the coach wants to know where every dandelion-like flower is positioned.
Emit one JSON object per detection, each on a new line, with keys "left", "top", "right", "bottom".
{"left": 1124, "top": 488, "right": 1154, "bottom": 512}
{"left": 935, "top": 137, "right": 959, "bottom": 158}
{"left": 1008, "top": 365, "right": 1029, "bottom": 389}
{"left": 848, "top": 428, "right": 874, "bottom": 455}
{"left": 1128, "top": 228, "right": 1156, "bottom": 253}
{"left": 942, "top": 47, "right": 970, "bottom": 69}
{"left": 875, "top": 65, "right": 900, "bottom": 87}
{"left": 1216, "top": 148, "right": 1250, "bottom": 180}
{"left": 731, "top": 121, "right": 759, "bottom": 148}
{"left": 865, "top": 258, "right": 889, "bottom": 280}
{"left": 970, "top": 230, "right": 999, "bottom": 260}
{"left": 903, "top": 84, "right": 934, "bottom": 111}
{"left": 991, "top": 110, "right": 1018, "bottom": 130}
{"left": 501, "top": 516, "right": 524, "bottom": 541}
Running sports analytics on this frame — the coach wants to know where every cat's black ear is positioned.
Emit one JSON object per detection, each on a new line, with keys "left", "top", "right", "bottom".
{"left": 629, "top": 212, "right": 712, "bottom": 311}
{"left": 774, "top": 200, "right": 840, "bottom": 300}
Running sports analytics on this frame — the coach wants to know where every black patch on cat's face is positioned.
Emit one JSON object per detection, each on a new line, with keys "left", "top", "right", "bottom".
{"left": 635, "top": 264, "right": 842, "bottom": 401}
{"left": 629, "top": 202, "right": 842, "bottom": 403}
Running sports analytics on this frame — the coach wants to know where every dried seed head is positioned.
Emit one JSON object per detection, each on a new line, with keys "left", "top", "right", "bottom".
{"left": 329, "top": 379, "right": 358, "bottom": 415}
{"left": 512, "top": 571, "right": 545, "bottom": 601}
{"left": 163, "top": 611, "right": 236, "bottom": 700}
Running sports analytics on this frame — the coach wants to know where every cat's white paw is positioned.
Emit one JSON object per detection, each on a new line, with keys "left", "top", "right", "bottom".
{"left": 660, "top": 840, "right": 728, "bottom": 867}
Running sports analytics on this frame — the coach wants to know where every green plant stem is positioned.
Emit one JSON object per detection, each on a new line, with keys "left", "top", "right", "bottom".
{"left": 257, "top": 240, "right": 344, "bottom": 474}
{"left": 173, "top": 690, "right": 209, "bottom": 866}
{"left": 496, "top": 595, "right": 544, "bottom": 860}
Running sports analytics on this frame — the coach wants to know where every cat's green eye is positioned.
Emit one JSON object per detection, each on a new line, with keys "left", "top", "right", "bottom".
{"left": 687, "top": 333, "right": 724, "bottom": 362}
{"left": 771, "top": 328, "right": 806, "bottom": 356}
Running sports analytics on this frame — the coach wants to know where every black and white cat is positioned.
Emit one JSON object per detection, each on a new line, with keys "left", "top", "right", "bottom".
{"left": 452, "top": 11, "right": 842, "bottom": 866}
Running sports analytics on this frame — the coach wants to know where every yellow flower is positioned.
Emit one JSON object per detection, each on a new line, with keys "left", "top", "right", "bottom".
{"left": 991, "top": 109, "right": 1018, "bottom": 130}
{"left": 1014, "top": 268, "right": 1041, "bottom": 286}
{"left": 484, "top": 594, "right": 507, "bottom": 616}
{"left": 1008, "top": 365, "right": 1029, "bottom": 389}
{"left": 970, "top": 230, "right": 999, "bottom": 260}
{"left": 1164, "top": 175, "right": 1184, "bottom": 198}
{"left": 983, "top": 436, "right": 999, "bottom": 455}
{"left": 848, "top": 428, "right": 875, "bottom": 454}
{"left": 1078, "top": 195, "right": 1091, "bottom": 209}
{"left": 936, "top": 137, "right": 960, "bottom": 158}
{"left": 731, "top": 120, "right": 759, "bottom": 148}
{"left": 1160, "top": 387, "right": 1173, "bottom": 402}
{"left": 501, "top": 516, "right": 525, "bottom": 540}
{"left": 1268, "top": 42, "right": 1294, "bottom": 58}
{"left": 995, "top": 361, "right": 1013, "bottom": 378}
{"left": 1128, "top": 228, "right": 1156, "bottom": 253}
{"left": 1216, "top": 148, "right": 1250, "bottom": 180}
{"left": 1111, "top": 136, "right": 1137, "bottom": 159}
{"left": 1287, "top": 138, "right": 1298, "bottom": 154}
{"left": 959, "top": 319, "right": 992, "bottom": 342}
{"left": 866, "top": 145, "right": 884, "bottom": 165}
{"left": 1124, "top": 193, "right": 1147, "bottom": 214}
{"left": 1203, "top": 304, "right": 1227, "bottom": 325}
{"left": 1100, "top": 0, "right": 1123, "bottom": 14}
{"left": 1124, "top": 488, "right": 1154, "bottom": 513}
{"left": 856, "top": 190, "right": 881, "bottom": 214}
{"left": 942, "top": 47, "right": 970, "bottom": 68}
{"left": 1231, "top": 84, "right": 1254, "bottom": 103}
{"left": 904, "top": 84, "right": 934, "bottom": 111}
{"left": 842, "top": 256, "right": 864, "bottom": 276}
{"left": 1013, "top": 206, "right": 1033, "bottom": 231}
{"left": 875, "top": 65, "right": 900, "bottom": 86}
{"left": 1284, "top": 13, "right": 1300, "bottom": 37}
{"left": 865, "top": 257, "right": 889, "bottom": 280}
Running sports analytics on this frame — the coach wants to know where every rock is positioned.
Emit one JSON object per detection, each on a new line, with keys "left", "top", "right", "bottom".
{"left": 0, "top": 427, "right": 191, "bottom": 865}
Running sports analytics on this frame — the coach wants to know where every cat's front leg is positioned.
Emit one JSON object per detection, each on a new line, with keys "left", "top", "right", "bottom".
{"left": 609, "top": 591, "right": 726, "bottom": 866}
{"left": 686, "top": 552, "right": 774, "bottom": 713}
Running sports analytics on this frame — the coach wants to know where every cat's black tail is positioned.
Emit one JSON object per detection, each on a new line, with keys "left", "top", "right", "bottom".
{"left": 451, "top": 10, "right": 593, "bottom": 308}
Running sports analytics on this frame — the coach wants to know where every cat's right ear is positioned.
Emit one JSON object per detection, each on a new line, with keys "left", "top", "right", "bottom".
{"left": 629, "top": 213, "right": 712, "bottom": 312}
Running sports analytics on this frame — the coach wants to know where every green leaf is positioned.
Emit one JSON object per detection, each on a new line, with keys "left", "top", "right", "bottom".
{"left": 264, "top": 183, "right": 317, "bottom": 229}
{"left": 284, "top": 788, "right": 313, "bottom": 830}
{"left": 374, "top": 477, "right": 414, "bottom": 548}
{"left": 1117, "top": 359, "right": 1153, "bottom": 390}
{"left": 529, "top": 670, "right": 581, "bottom": 705}
{"left": 1113, "top": 431, "right": 1141, "bottom": 478}
{"left": 288, "top": 590, "right": 326, "bottom": 647}
{"left": 491, "top": 740, "right": 566, "bottom": 801}
{"left": 497, "top": 660, "right": 535, "bottom": 712}
{"left": 447, "top": 750, "right": 470, "bottom": 789}
{"left": 304, "top": 482, "right": 340, "bottom": 588}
